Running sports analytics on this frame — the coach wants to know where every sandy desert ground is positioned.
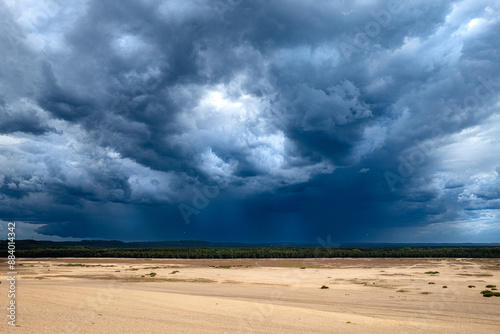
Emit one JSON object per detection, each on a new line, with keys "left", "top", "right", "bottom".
{"left": 1, "top": 257, "right": 499, "bottom": 333}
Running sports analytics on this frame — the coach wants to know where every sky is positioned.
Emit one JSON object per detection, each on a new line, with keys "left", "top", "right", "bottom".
{"left": 0, "top": 0, "right": 499, "bottom": 243}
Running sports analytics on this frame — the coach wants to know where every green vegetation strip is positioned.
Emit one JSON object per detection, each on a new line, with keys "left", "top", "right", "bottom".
{"left": 3, "top": 243, "right": 500, "bottom": 259}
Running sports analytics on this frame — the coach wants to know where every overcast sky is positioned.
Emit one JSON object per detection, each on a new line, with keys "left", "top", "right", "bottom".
{"left": 1, "top": 0, "right": 499, "bottom": 243}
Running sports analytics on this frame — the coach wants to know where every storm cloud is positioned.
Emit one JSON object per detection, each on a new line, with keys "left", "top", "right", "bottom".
{"left": 0, "top": 0, "right": 499, "bottom": 243}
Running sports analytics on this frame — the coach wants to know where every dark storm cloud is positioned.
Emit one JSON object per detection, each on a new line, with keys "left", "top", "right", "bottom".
{"left": 0, "top": 99, "right": 55, "bottom": 134}
{"left": 1, "top": 0, "right": 499, "bottom": 242}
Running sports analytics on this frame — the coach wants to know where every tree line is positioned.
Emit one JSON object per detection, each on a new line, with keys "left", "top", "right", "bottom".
{"left": 2, "top": 245, "right": 500, "bottom": 258}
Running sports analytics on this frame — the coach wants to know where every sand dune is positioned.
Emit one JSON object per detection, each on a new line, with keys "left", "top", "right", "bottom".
{"left": 1, "top": 258, "right": 499, "bottom": 333}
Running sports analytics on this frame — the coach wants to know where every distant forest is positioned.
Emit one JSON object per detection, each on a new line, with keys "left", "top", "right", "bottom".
{"left": 2, "top": 240, "right": 500, "bottom": 258}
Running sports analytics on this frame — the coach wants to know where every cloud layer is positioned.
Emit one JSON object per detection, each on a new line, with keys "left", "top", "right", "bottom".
{"left": 0, "top": 0, "right": 499, "bottom": 242}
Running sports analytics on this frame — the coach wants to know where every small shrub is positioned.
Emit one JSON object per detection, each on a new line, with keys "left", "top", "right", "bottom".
{"left": 346, "top": 321, "right": 351, "bottom": 324}
{"left": 442, "top": 286, "right": 447, "bottom": 288}
{"left": 486, "top": 285, "right": 497, "bottom": 288}
{"left": 320, "top": 285, "right": 329, "bottom": 289}
{"left": 483, "top": 291, "right": 494, "bottom": 297}
{"left": 468, "top": 285, "right": 475, "bottom": 288}
{"left": 170, "top": 270, "right": 180, "bottom": 274}
{"left": 481, "top": 290, "right": 492, "bottom": 294}
{"left": 425, "top": 271, "right": 439, "bottom": 274}
{"left": 149, "top": 272, "right": 156, "bottom": 277}
{"left": 428, "top": 282, "right": 435, "bottom": 284}
{"left": 492, "top": 288, "right": 497, "bottom": 290}
{"left": 300, "top": 267, "right": 306, "bottom": 269}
